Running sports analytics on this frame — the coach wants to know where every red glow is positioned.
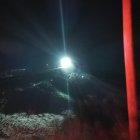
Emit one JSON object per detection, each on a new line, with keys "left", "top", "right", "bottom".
{"left": 122, "top": 0, "right": 138, "bottom": 140}
{"left": 53, "top": 120, "right": 129, "bottom": 140}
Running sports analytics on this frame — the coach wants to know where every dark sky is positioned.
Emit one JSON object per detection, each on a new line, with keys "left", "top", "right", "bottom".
{"left": 0, "top": 0, "right": 139, "bottom": 89}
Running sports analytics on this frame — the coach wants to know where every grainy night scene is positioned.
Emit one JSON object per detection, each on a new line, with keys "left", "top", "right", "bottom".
{"left": 0, "top": 0, "right": 139, "bottom": 140}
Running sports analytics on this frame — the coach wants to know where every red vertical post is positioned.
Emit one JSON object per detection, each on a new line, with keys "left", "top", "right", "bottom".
{"left": 122, "top": 0, "right": 138, "bottom": 140}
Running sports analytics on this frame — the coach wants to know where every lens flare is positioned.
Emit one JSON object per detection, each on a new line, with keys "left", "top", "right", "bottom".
{"left": 60, "top": 57, "right": 73, "bottom": 69}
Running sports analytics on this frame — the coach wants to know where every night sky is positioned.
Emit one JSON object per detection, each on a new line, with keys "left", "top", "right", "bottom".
{"left": 0, "top": 0, "right": 139, "bottom": 90}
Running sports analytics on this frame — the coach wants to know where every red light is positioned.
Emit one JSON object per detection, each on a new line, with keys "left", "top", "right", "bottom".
{"left": 122, "top": 0, "right": 138, "bottom": 140}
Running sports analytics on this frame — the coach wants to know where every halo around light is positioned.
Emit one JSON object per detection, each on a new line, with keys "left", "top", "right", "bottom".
{"left": 60, "top": 56, "right": 73, "bottom": 69}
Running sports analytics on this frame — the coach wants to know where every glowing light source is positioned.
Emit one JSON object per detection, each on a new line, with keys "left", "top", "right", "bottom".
{"left": 60, "top": 56, "right": 73, "bottom": 69}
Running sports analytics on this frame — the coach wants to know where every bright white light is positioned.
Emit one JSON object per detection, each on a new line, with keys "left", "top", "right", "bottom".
{"left": 60, "top": 56, "right": 73, "bottom": 69}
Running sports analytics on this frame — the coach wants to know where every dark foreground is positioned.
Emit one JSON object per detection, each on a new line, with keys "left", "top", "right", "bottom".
{"left": 0, "top": 112, "right": 130, "bottom": 140}
{"left": 0, "top": 69, "right": 139, "bottom": 140}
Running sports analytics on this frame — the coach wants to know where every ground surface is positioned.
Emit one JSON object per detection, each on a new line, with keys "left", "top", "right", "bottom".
{"left": 0, "top": 69, "right": 139, "bottom": 140}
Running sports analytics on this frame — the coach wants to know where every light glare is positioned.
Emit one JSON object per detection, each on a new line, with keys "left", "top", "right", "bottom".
{"left": 60, "top": 57, "right": 73, "bottom": 69}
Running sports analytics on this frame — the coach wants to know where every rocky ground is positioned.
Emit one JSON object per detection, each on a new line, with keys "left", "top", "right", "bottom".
{"left": 0, "top": 112, "right": 130, "bottom": 140}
